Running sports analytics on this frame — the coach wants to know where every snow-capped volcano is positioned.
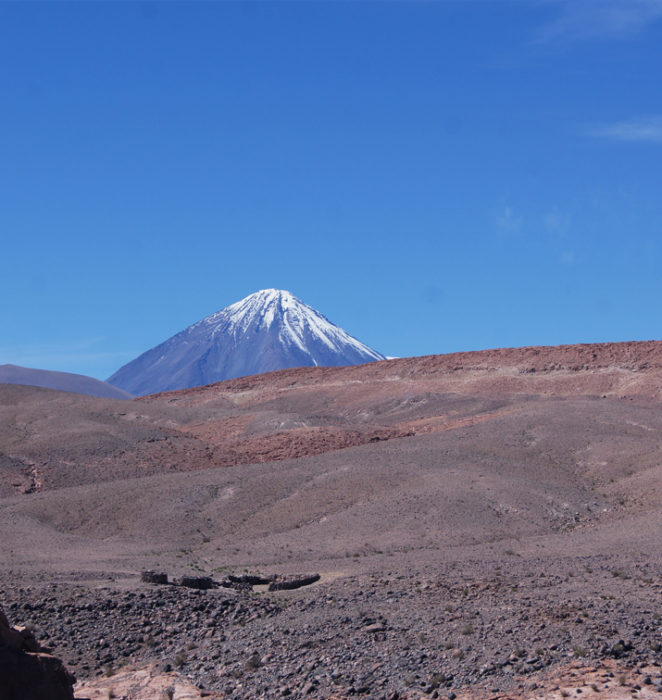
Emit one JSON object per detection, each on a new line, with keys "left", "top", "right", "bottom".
{"left": 107, "top": 289, "right": 385, "bottom": 396}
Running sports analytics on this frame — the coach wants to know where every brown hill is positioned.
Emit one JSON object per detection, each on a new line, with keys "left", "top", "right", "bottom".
{"left": 0, "top": 364, "right": 133, "bottom": 400}
{"left": 1, "top": 339, "right": 662, "bottom": 569}
{"left": 3, "top": 340, "right": 662, "bottom": 497}
{"left": 3, "top": 340, "right": 662, "bottom": 699}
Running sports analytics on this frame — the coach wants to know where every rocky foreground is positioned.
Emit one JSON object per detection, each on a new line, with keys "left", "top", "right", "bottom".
{"left": 0, "top": 604, "right": 75, "bottom": 699}
{"left": 4, "top": 553, "right": 662, "bottom": 699}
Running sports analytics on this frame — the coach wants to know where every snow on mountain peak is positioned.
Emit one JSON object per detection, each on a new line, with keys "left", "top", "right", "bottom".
{"left": 108, "top": 289, "right": 385, "bottom": 395}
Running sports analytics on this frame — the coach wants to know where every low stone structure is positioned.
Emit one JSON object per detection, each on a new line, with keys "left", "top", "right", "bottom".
{"left": 177, "top": 575, "right": 216, "bottom": 590}
{"left": 140, "top": 570, "right": 169, "bottom": 584}
{"left": 268, "top": 573, "right": 321, "bottom": 591}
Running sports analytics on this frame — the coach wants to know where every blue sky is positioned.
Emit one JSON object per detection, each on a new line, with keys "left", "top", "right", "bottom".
{"left": 2, "top": 0, "right": 662, "bottom": 379}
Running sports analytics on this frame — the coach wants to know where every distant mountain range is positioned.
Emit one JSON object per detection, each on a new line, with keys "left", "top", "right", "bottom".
{"left": 108, "top": 289, "right": 385, "bottom": 396}
{"left": 0, "top": 364, "right": 133, "bottom": 400}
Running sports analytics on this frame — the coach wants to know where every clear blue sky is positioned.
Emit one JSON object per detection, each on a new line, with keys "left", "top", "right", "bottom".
{"left": 2, "top": 0, "right": 662, "bottom": 380}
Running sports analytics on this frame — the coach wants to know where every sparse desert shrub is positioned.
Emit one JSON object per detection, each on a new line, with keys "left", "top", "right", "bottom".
{"left": 429, "top": 672, "right": 447, "bottom": 688}
{"left": 573, "top": 646, "right": 586, "bottom": 658}
{"left": 460, "top": 624, "right": 474, "bottom": 635}
{"left": 245, "top": 652, "right": 262, "bottom": 670}
{"left": 173, "top": 651, "right": 186, "bottom": 668}
{"left": 104, "top": 665, "right": 115, "bottom": 678}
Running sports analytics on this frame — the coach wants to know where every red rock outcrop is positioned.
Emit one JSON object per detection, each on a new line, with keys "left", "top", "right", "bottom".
{"left": 0, "top": 606, "right": 75, "bottom": 700}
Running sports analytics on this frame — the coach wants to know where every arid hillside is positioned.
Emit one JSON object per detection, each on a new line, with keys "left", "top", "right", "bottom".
{"left": 2, "top": 341, "right": 662, "bottom": 568}
{"left": 2, "top": 341, "right": 662, "bottom": 700}
{"left": 3, "top": 340, "right": 662, "bottom": 495}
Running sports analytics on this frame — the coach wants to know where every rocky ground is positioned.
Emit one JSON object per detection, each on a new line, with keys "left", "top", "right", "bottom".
{"left": 5, "top": 342, "right": 662, "bottom": 698}
{"left": 4, "top": 552, "right": 662, "bottom": 699}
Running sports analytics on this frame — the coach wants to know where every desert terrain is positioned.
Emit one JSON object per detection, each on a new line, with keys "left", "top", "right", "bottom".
{"left": 3, "top": 341, "right": 662, "bottom": 699}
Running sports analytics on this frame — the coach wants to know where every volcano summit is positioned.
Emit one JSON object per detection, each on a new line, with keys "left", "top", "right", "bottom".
{"left": 107, "top": 289, "right": 385, "bottom": 396}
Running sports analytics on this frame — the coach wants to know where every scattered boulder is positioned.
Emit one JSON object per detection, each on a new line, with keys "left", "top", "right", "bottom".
{"left": 0, "top": 607, "right": 44, "bottom": 653}
{"left": 0, "top": 606, "right": 75, "bottom": 700}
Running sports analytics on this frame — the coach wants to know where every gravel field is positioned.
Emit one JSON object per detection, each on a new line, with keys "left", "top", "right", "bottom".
{"left": 5, "top": 552, "right": 662, "bottom": 699}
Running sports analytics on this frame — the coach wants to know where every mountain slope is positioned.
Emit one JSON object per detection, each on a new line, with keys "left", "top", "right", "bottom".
{"left": 107, "top": 289, "right": 385, "bottom": 396}
{"left": 0, "top": 364, "right": 132, "bottom": 400}
{"left": 5, "top": 339, "right": 661, "bottom": 497}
